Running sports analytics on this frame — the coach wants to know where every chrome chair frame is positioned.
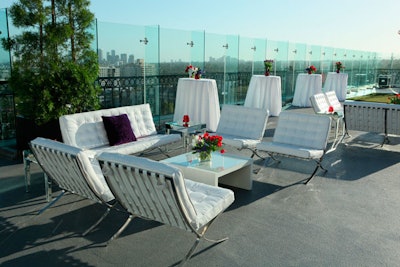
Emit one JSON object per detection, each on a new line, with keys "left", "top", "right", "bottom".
{"left": 98, "top": 152, "right": 234, "bottom": 266}
{"left": 29, "top": 137, "right": 131, "bottom": 242}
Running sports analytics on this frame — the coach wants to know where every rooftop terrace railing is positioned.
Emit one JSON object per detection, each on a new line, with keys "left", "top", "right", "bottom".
{"left": 1, "top": 8, "right": 400, "bottom": 140}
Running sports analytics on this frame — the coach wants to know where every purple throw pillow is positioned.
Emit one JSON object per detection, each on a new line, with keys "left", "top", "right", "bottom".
{"left": 102, "top": 114, "right": 136, "bottom": 146}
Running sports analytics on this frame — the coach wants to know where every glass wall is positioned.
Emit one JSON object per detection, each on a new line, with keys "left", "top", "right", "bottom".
{"left": 0, "top": 8, "right": 10, "bottom": 81}
{"left": 0, "top": 8, "right": 15, "bottom": 140}
{"left": 1, "top": 7, "right": 400, "bottom": 138}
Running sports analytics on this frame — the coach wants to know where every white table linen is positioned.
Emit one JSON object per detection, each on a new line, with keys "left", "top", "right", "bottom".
{"left": 244, "top": 75, "right": 282, "bottom": 116}
{"left": 292, "top": 74, "right": 322, "bottom": 107}
{"left": 173, "top": 78, "right": 220, "bottom": 132}
{"left": 324, "top": 72, "right": 348, "bottom": 101}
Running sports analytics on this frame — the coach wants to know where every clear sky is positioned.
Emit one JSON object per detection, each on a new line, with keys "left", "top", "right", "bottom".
{"left": 1, "top": 0, "right": 400, "bottom": 56}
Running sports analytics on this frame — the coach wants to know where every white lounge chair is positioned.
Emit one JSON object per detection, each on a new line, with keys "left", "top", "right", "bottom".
{"left": 256, "top": 111, "right": 332, "bottom": 184}
{"left": 310, "top": 93, "right": 346, "bottom": 151}
{"left": 212, "top": 104, "right": 269, "bottom": 158}
{"left": 309, "top": 93, "right": 331, "bottom": 114}
{"left": 97, "top": 152, "right": 235, "bottom": 265}
{"left": 29, "top": 137, "right": 131, "bottom": 240}
{"left": 325, "top": 91, "right": 343, "bottom": 113}
{"left": 310, "top": 91, "right": 343, "bottom": 114}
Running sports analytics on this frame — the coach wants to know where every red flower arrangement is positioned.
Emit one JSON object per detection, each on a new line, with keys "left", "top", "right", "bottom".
{"left": 264, "top": 59, "right": 274, "bottom": 76}
{"left": 335, "top": 61, "right": 344, "bottom": 73}
{"left": 192, "top": 132, "right": 224, "bottom": 161}
{"left": 185, "top": 65, "right": 203, "bottom": 79}
{"left": 306, "top": 65, "right": 317, "bottom": 74}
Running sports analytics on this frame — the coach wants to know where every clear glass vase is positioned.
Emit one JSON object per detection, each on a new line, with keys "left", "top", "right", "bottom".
{"left": 199, "top": 151, "right": 212, "bottom": 163}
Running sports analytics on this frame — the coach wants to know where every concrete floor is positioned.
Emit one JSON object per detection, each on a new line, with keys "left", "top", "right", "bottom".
{"left": 1, "top": 108, "right": 400, "bottom": 267}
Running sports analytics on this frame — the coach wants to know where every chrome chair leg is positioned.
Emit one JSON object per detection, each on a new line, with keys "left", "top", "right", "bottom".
{"left": 37, "top": 190, "right": 65, "bottom": 215}
{"left": 106, "top": 214, "right": 134, "bottom": 245}
{"left": 179, "top": 219, "right": 229, "bottom": 266}
{"left": 82, "top": 207, "right": 111, "bottom": 236}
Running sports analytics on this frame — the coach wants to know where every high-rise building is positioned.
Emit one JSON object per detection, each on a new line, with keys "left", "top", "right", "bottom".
{"left": 120, "top": 53, "right": 127, "bottom": 65}
{"left": 98, "top": 49, "right": 103, "bottom": 62}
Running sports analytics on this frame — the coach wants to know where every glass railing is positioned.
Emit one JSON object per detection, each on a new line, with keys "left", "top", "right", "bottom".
{"left": 1, "top": 8, "right": 400, "bottom": 139}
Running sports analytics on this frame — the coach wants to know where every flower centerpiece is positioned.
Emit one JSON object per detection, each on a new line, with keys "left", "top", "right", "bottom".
{"left": 192, "top": 132, "right": 225, "bottom": 162}
{"left": 306, "top": 65, "right": 317, "bottom": 74}
{"left": 185, "top": 65, "right": 203, "bottom": 79}
{"left": 335, "top": 61, "right": 345, "bottom": 73}
{"left": 388, "top": 93, "right": 400, "bottom": 104}
{"left": 264, "top": 59, "right": 274, "bottom": 76}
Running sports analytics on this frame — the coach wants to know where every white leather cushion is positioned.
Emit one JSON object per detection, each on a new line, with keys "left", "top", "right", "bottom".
{"left": 216, "top": 133, "right": 261, "bottom": 149}
{"left": 310, "top": 93, "right": 330, "bottom": 113}
{"left": 185, "top": 179, "right": 234, "bottom": 229}
{"left": 77, "top": 150, "right": 115, "bottom": 202}
{"left": 216, "top": 105, "right": 269, "bottom": 140}
{"left": 89, "top": 134, "right": 181, "bottom": 156}
{"left": 325, "top": 91, "right": 343, "bottom": 112}
{"left": 59, "top": 104, "right": 157, "bottom": 149}
{"left": 256, "top": 141, "right": 324, "bottom": 159}
{"left": 272, "top": 112, "right": 331, "bottom": 150}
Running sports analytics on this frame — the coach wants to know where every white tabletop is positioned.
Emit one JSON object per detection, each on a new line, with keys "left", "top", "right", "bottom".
{"left": 161, "top": 152, "right": 252, "bottom": 190}
{"left": 244, "top": 75, "right": 282, "bottom": 116}
{"left": 292, "top": 73, "right": 322, "bottom": 107}
{"left": 324, "top": 72, "right": 348, "bottom": 101}
{"left": 173, "top": 78, "right": 221, "bottom": 132}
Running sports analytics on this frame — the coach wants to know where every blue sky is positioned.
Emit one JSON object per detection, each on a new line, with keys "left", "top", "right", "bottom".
{"left": 1, "top": 0, "right": 400, "bottom": 56}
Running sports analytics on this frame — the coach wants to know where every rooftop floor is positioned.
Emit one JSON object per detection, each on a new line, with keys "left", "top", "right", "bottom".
{"left": 1, "top": 107, "right": 400, "bottom": 267}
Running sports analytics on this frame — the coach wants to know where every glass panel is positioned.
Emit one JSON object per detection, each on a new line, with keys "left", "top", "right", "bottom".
{"left": 96, "top": 21, "right": 146, "bottom": 108}
{"left": 0, "top": 8, "right": 15, "bottom": 140}
{"left": 238, "top": 36, "right": 254, "bottom": 74}
{"left": 253, "top": 38, "right": 267, "bottom": 74}
{"left": 0, "top": 8, "right": 10, "bottom": 81}
{"left": 308, "top": 44, "right": 322, "bottom": 72}
{"left": 160, "top": 27, "right": 191, "bottom": 74}
{"left": 321, "top": 46, "right": 334, "bottom": 74}
{"left": 204, "top": 32, "right": 227, "bottom": 104}
{"left": 237, "top": 36, "right": 255, "bottom": 105}
{"left": 191, "top": 30, "right": 205, "bottom": 71}
{"left": 144, "top": 25, "right": 160, "bottom": 126}
{"left": 224, "top": 34, "right": 239, "bottom": 105}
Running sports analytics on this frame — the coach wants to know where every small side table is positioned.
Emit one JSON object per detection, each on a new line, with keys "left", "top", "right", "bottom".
{"left": 23, "top": 150, "right": 52, "bottom": 202}
{"left": 165, "top": 122, "right": 206, "bottom": 151}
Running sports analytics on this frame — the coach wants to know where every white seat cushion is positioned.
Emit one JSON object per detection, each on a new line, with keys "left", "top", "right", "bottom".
{"left": 218, "top": 134, "right": 262, "bottom": 149}
{"left": 184, "top": 179, "right": 234, "bottom": 229}
{"left": 256, "top": 141, "right": 324, "bottom": 159}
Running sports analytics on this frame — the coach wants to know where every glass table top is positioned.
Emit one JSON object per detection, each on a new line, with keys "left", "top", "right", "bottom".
{"left": 162, "top": 151, "right": 251, "bottom": 173}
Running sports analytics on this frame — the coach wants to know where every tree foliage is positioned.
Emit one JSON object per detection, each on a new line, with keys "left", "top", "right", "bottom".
{"left": 1, "top": 0, "right": 100, "bottom": 124}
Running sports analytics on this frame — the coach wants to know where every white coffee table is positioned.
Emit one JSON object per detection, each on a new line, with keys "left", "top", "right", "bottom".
{"left": 161, "top": 152, "right": 253, "bottom": 190}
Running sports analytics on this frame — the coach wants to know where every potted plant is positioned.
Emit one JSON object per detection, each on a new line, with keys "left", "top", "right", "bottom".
{"left": 1, "top": 0, "right": 100, "bottom": 151}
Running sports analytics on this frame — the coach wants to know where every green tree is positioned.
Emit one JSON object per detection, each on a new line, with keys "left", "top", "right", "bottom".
{"left": 1, "top": 0, "right": 100, "bottom": 124}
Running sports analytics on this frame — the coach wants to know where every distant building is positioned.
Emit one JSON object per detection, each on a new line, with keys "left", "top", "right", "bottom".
{"left": 99, "top": 66, "right": 120, "bottom": 77}
{"left": 120, "top": 53, "right": 127, "bottom": 65}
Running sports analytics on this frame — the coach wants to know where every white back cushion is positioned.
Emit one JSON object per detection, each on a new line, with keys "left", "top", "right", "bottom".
{"left": 325, "top": 91, "right": 342, "bottom": 111}
{"left": 60, "top": 104, "right": 157, "bottom": 149}
{"left": 216, "top": 105, "right": 269, "bottom": 140}
{"left": 310, "top": 93, "right": 330, "bottom": 113}
{"left": 273, "top": 111, "right": 331, "bottom": 150}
